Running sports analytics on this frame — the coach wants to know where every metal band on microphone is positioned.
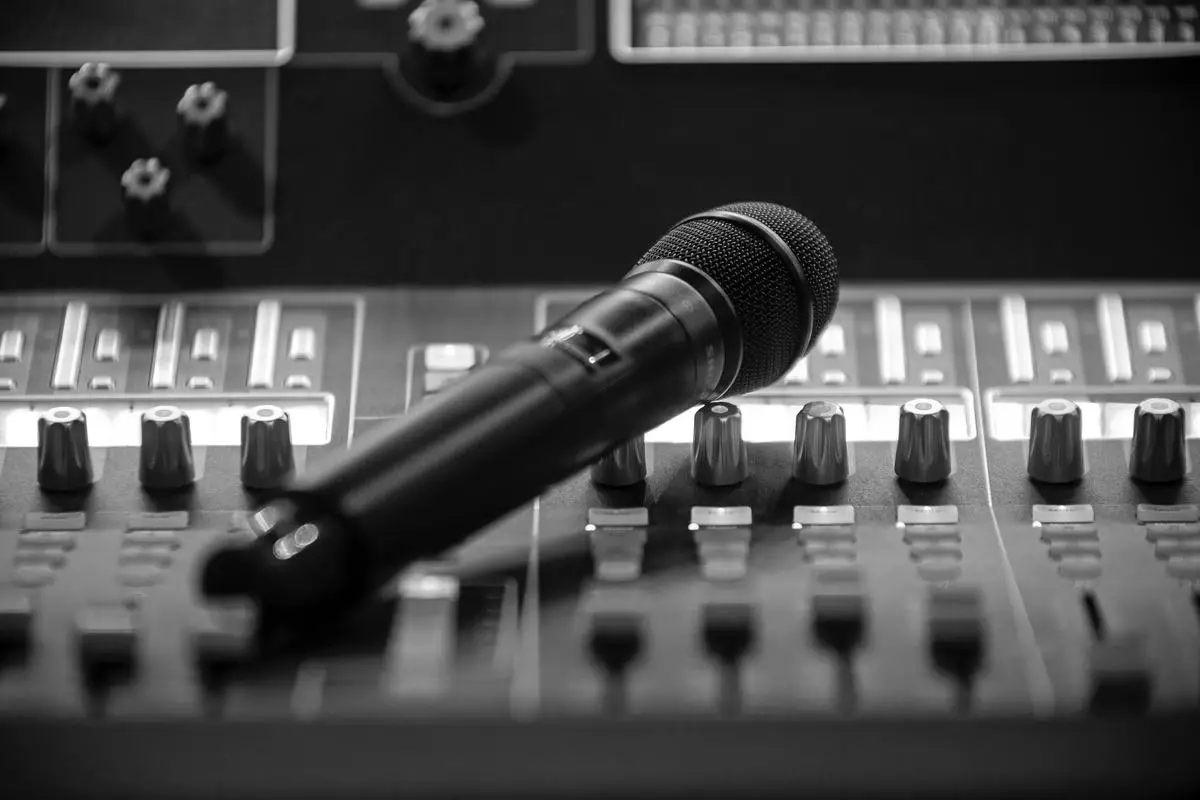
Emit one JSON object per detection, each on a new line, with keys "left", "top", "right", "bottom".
{"left": 677, "top": 209, "right": 817, "bottom": 362}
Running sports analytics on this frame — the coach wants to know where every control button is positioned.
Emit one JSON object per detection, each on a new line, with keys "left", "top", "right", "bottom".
{"left": 792, "top": 400, "right": 848, "bottom": 486}
{"left": 821, "top": 369, "right": 848, "bottom": 386}
{"left": 94, "top": 328, "right": 120, "bottom": 362}
{"left": 37, "top": 407, "right": 94, "bottom": 492}
{"left": 920, "top": 369, "right": 944, "bottom": 385}
{"left": 191, "top": 602, "right": 257, "bottom": 669}
{"left": 76, "top": 603, "right": 138, "bottom": 673}
{"left": 285, "top": 374, "right": 312, "bottom": 389}
{"left": 1137, "top": 320, "right": 1167, "bottom": 354}
{"left": 691, "top": 402, "right": 749, "bottom": 486}
{"left": 67, "top": 62, "right": 120, "bottom": 143}
{"left": 177, "top": 82, "right": 229, "bottom": 163}
{"left": 409, "top": 0, "right": 485, "bottom": 52}
{"left": 1147, "top": 367, "right": 1173, "bottom": 383}
{"left": 0, "top": 377, "right": 15, "bottom": 391}
{"left": 1039, "top": 320, "right": 1069, "bottom": 355}
{"left": 240, "top": 405, "right": 295, "bottom": 489}
{"left": 139, "top": 405, "right": 196, "bottom": 489}
{"left": 817, "top": 324, "right": 845, "bottom": 356}
{"left": 587, "top": 608, "right": 645, "bottom": 678}
{"left": 191, "top": 327, "right": 219, "bottom": 361}
{"left": 1129, "top": 398, "right": 1187, "bottom": 483}
{"left": 1089, "top": 633, "right": 1151, "bottom": 714}
{"left": 1049, "top": 368, "right": 1074, "bottom": 384}
{"left": 0, "top": 329, "right": 24, "bottom": 362}
{"left": 0, "top": 586, "right": 34, "bottom": 652}
{"left": 1027, "top": 398, "right": 1086, "bottom": 484}
{"left": 88, "top": 376, "right": 114, "bottom": 390}
{"left": 700, "top": 601, "right": 757, "bottom": 667}
{"left": 288, "top": 327, "right": 316, "bottom": 361}
{"left": 810, "top": 568, "right": 866, "bottom": 655}
{"left": 187, "top": 375, "right": 213, "bottom": 390}
{"left": 591, "top": 435, "right": 647, "bottom": 487}
{"left": 914, "top": 322, "right": 943, "bottom": 356}
{"left": 121, "top": 157, "right": 171, "bottom": 238}
{"left": 425, "top": 343, "right": 476, "bottom": 372}
{"left": 927, "top": 585, "right": 985, "bottom": 683}
{"left": 894, "top": 398, "right": 952, "bottom": 483}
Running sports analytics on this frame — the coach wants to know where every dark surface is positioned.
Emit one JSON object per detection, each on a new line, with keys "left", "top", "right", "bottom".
{"left": 2, "top": 1, "right": 1199, "bottom": 288}
{"left": 0, "top": 0, "right": 281, "bottom": 53}
{"left": 53, "top": 68, "right": 268, "bottom": 249}
{"left": 0, "top": 69, "right": 45, "bottom": 250}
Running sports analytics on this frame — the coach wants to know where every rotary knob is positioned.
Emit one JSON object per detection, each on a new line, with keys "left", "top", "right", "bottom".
{"left": 591, "top": 435, "right": 647, "bottom": 487}
{"left": 1027, "top": 398, "right": 1086, "bottom": 484}
{"left": 67, "top": 62, "right": 120, "bottom": 143}
{"left": 409, "top": 0, "right": 485, "bottom": 52}
{"left": 1129, "top": 398, "right": 1187, "bottom": 483}
{"left": 139, "top": 405, "right": 195, "bottom": 489}
{"left": 177, "top": 81, "right": 229, "bottom": 163}
{"left": 240, "top": 405, "right": 296, "bottom": 489}
{"left": 37, "top": 407, "right": 94, "bottom": 491}
{"left": 692, "top": 402, "right": 749, "bottom": 486}
{"left": 894, "top": 398, "right": 952, "bottom": 483}
{"left": 792, "top": 400, "right": 849, "bottom": 485}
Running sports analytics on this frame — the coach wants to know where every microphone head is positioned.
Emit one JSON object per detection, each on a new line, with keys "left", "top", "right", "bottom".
{"left": 636, "top": 201, "right": 839, "bottom": 395}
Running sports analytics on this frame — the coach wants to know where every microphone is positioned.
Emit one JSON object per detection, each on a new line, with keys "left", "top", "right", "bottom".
{"left": 201, "top": 201, "right": 840, "bottom": 616}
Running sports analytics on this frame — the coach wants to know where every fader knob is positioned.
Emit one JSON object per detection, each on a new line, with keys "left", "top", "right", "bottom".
{"left": 792, "top": 400, "right": 849, "bottom": 485}
{"left": 409, "top": 0, "right": 485, "bottom": 53}
{"left": 591, "top": 435, "right": 646, "bottom": 487}
{"left": 894, "top": 398, "right": 952, "bottom": 483}
{"left": 139, "top": 405, "right": 195, "bottom": 489}
{"left": 691, "top": 402, "right": 749, "bottom": 486}
{"left": 1129, "top": 398, "right": 1187, "bottom": 484}
{"left": 37, "top": 407, "right": 94, "bottom": 491}
{"left": 240, "top": 405, "right": 295, "bottom": 489}
{"left": 1027, "top": 398, "right": 1086, "bottom": 484}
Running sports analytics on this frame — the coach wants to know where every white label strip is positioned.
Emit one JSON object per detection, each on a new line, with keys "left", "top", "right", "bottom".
{"left": 1097, "top": 293, "right": 1132, "bottom": 383}
{"left": 51, "top": 302, "right": 88, "bottom": 390}
{"left": 248, "top": 300, "right": 282, "bottom": 389}
{"left": 875, "top": 295, "right": 906, "bottom": 384}
{"left": 999, "top": 295, "right": 1034, "bottom": 383}
{"left": 149, "top": 302, "right": 185, "bottom": 390}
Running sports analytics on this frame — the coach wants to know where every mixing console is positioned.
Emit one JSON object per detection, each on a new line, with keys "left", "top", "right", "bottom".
{"left": 0, "top": 285, "right": 1197, "bottom": 749}
{"left": 2, "top": 0, "right": 1199, "bottom": 795}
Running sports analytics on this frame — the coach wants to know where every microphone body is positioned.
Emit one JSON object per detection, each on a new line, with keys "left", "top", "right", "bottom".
{"left": 205, "top": 264, "right": 740, "bottom": 611}
{"left": 201, "top": 201, "right": 839, "bottom": 617}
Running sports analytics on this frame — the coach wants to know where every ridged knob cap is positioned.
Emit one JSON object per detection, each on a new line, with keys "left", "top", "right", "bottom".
{"left": 591, "top": 435, "right": 646, "bottom": 487}
{"left": 1129, "top": 398, "right": 1187, "bottom": 483}
{"left": 1027, "top": 398, "right": 1086, "bottom": 484}
{"left": 139, "top": 405, "right": 195, "bottom": 489}
{"left": 240, "top": 405, "right": 295, "bottom": 489}
{"left": 37, "top": 407, "right": 94, "bottom": 491}
{"left": 409, "top": 0, "right": 485, "bottom": 52}
{"left": 894, "top": 398, "right": 952, "bottom": 483}
{"left": 792, "top": 400, "right": 849, "bottom": 485}
{"left": 691, "top": 402, "right": 749, "bottom": 486}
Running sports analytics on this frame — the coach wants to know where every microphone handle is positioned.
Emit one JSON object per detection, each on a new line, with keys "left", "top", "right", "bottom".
{"left": 208, "top": 267, "right": 732, "bottom": 613}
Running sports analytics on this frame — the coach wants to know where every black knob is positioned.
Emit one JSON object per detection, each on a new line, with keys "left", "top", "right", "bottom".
{"left": 591, "top": 435, "right": 647, "bottom": 487}
{"left": 692, "top": 402, "right": 749, "bottom": 486}
{"left": 1129, "top": 398, "right": 1187, "bottom": 484}
{"left": 240, "top": 405, "right": 295, "bottom": 489}
{"left": 139, "top": 405, "right": 195, "bottom": 489}
{"left": 1027, "top": 398, "right": 1086, "bottom": 484}
{"left": 894, "top": 398, "right": 952, "bottom": 483}
{"left": 37, "top": 407, "right": 94, "bottom": 492}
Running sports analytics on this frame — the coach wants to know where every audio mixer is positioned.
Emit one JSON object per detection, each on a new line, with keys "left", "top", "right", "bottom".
{"left": 2, "top": 0, "right": 1200, "bottom": 798}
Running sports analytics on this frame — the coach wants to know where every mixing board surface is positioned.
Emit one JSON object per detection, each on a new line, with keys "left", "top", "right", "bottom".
{"left": 0, "top": 285, "right": 1198, "bottom": 748}
{"left": 2, "top": 0, "right": 1200, "bottom": 795}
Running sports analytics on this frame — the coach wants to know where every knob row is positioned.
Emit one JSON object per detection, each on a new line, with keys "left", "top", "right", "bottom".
{"left": 37, "top": 405, "right": 295, "bottom": 492}
{"left": 593, "top": 397, "right": 955, "bottom": 488}
{"left": 1029, "top": 397, "right": 1187, "bottom": 484}
{"left": 593, "top": 395, "right": 1191, "bottom": 488}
